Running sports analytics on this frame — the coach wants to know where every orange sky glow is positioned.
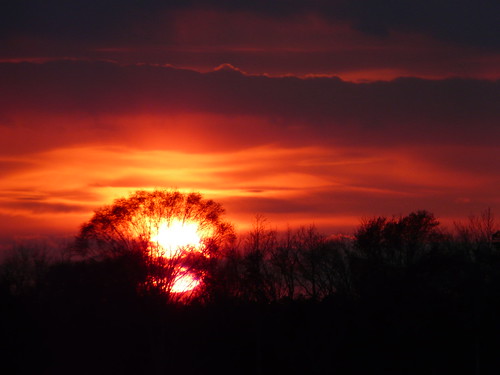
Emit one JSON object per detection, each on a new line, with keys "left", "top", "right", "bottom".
{"left": 0, "top": 1, "right": 498, "bottom": 249}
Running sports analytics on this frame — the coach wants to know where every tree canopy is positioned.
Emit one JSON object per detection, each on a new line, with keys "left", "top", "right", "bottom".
{"left": 354, "top": 210, "right": 442, "bottom": 267}
{"left": 75, "top": 189, "right": 234, "bottom": 259}
{"left": 74, "top": 189, "right": 235, "bottom": 298}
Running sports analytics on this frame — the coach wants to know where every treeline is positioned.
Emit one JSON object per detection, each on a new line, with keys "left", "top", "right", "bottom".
{"left": 1, "top": 209, "right": 500, "bottom": 374}
{"left": 206, "top": 210, "right": 499, "bottom": 302}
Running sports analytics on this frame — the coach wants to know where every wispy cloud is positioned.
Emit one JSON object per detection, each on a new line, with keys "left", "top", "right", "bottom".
{"left": 0, "top": 139, "right": 496, "bottom": 241}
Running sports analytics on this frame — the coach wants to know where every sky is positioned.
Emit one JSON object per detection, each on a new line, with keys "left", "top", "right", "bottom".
{"left": 0, "top": 0, "right": 499, "bottom": 247}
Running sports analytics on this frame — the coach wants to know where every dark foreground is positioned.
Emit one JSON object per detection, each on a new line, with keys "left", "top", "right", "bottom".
{"left": 2, "top": 258, "right": 500, "bottom": 375}
{"left": 2, "top": 210, "right": 500, "bottom": 374}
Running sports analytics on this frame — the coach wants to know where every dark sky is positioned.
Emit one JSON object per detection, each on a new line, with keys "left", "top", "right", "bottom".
{"left": 0, "top": 0, "right": 498, "bottom": 246}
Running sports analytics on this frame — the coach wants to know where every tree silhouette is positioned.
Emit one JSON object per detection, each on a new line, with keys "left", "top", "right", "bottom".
{"left": 355, "top": 210, "right": 442, "bottom": 267}
{"left": 74, "top": 189, "right": 235, "bottom": 299}
{"left": 240, "top": 215, "right": 280, "bottom": 303}
{"left": 3, "top": 208, "right": 500, "bottom": 374}
{"left": 454, "top": 208, "right": 498, "bottom": 261}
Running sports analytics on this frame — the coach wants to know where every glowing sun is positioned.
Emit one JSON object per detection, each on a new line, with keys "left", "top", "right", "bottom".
{"left": 170, "top": 268, "right": 200, "bottom": 293}
{"left": 150, "top": 219, "right": 202, "bottom": 258}
{"left": 148, "top": 218, "right": 205, "bottom": 293}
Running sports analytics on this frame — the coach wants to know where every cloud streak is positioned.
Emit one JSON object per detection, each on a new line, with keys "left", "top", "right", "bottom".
{"left": 0, "top": 140, "right": 497, "bottom": 241}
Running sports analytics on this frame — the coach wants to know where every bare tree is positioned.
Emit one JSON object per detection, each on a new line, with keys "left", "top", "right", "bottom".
{"left": 454, "top": 208, "right": 498, "bottom": 260}
{"left": 74, "top": 189, "right": 235, "bottom": 300}
{"left": 0, "top": 243, "right": 52, "bottom": 296}
{"left": 269, "top": 227, "right": 300, "bottom": 300}
{"left": 240, "top": 215, "right": 281, "bottom": 302}
{"left": 293, "top": 225, "right": 326, "bottom": 300}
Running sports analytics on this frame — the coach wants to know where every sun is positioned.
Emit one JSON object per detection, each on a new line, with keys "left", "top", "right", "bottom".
{"left": 147, "top": 218, "right": 206, "bottom": 294}
{"left": 150, "top": 219, "right": 203, "bottom": 258}
{"left": 170, "top": 268, "right": 201, "bottom": 293}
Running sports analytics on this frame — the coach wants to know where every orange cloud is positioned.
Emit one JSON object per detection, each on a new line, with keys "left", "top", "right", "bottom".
{"left": 1, "top": 140, "right": 497, "bottom": 243}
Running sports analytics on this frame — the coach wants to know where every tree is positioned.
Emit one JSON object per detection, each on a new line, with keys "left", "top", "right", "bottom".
{"left": 238, "top": 220, "right": 354, "bottom": 302}
{"left": 0, "top": 243, "right": 52, "bottom": 297}
{"left": 240, "top": 215, "right": 280, "bottom": 302}
{"left": 454, "top": 208, "right": 498, "bottom": 260}
{"left": 294, "top": 225, "right": 327, "bottom": 300}
{"left": 269, "top": 227, "right": 300, "bottom": 300}
{"left": 355, "top": 210, "right": 441, "bottom": 267}
{"left": 74, "top": 189, "right": 235, "bottom": 299}
{"left": 350, "top": 210, "right": 450, "bottom": 309}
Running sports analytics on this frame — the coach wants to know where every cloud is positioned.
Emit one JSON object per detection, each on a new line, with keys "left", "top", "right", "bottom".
{"left": 1, "top": 61, "right": 498, "bottom": 154}
{"left": 0, "top": 200, "right": 89, "bottom": 214}
{"left": 1, "top": 2, "right": 498, "bottom": 79}
{"left": 0, "top": 142, "right": 497, "bottom": 240}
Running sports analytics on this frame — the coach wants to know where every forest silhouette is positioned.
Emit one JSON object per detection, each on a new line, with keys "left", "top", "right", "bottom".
{"left": 1, "top": 190, "right": 499, "bottom": 375}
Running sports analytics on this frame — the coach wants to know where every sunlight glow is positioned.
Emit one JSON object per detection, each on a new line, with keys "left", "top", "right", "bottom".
{"left": 150, "top": 219, "right": 202, "bottom": 258}
{"left": 146, "top": 218, "right": 205, "bottom": 294}
{"left": 171, "top": 269, "right": 201, "bottom": 293}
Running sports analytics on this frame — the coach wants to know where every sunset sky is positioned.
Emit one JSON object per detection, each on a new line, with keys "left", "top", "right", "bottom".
{"left": 1, "top": 0, "right": 499, "bottom": 247}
